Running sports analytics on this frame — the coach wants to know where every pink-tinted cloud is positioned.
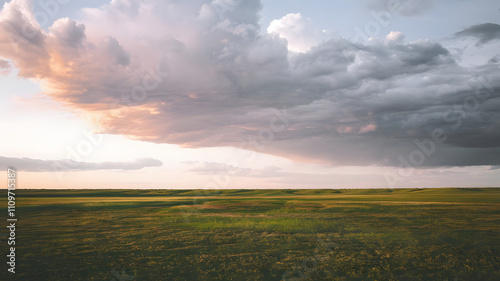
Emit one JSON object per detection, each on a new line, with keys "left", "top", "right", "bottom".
{"left": 0, "top": 58, "right": 11, "bottom": 75}
{"left": 1, "top": 0, "right": 500, "bottom": 167}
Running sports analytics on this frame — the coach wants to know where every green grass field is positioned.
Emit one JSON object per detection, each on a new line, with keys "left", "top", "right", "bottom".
{"left": 1, "top": 188, "right": 499, "bottom": 280}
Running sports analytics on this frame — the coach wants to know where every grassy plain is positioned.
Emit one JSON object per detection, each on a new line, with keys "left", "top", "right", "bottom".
{"left": 1, "top": 188, "right": 499, "bottom": 280}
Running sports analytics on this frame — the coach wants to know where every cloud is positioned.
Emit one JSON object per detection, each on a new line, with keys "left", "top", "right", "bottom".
{"left": 0, "top": 58, "right": 11, "bottom": 75}
{"left": 104, "top": 36, "right": 130, "bottom": 66}
{"left": 184, "top": 161, "right": 397, "bottom": 188}
{"left": 0, "top": 0, "right": 49, "bottom": 77}
{"left": 445, "top": 24, "right": 500, "bottom": 66}
{"left": 111, "top": 0, "right": 141, "bottom": 18}
{"left": 0, "top": 0, "right": 499, "bottom": 168}
{"left": 386, "top": 31, "right": 405, "bottom": 42}
{"left": 186, "top": 161, "right": 283, "bottom": 178}
{"left": 267, "top": 13, "right": 325, "bottom": 52}
{"left": 0, "top": 156, "right": 163, "bottom": 172}
{"left": 49, "top": 17, "right": 86, "bottom": 49}
{"left": 490, "top": 55, "right": 500, "bottom": 63}
{"left": 454, "top": 23, "right": 500, "bottom": 45}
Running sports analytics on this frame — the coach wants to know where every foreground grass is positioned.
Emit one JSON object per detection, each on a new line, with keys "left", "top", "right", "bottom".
{"left": 0, "top": 188, "right": 499, "bottom": 280}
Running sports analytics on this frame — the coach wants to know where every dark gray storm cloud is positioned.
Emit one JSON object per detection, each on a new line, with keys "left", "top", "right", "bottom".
{"left": 455, "top": 23, "right": 500, "bottom": 44}
{"left": 0, "top": 156, "right": 163, "bottom": 172}
{"left": 1, "top": 0, "right": 499, "bottom": 168}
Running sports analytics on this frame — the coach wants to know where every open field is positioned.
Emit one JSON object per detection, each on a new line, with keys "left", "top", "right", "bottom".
{"left": 1, "top": 188, "right": 499, "bottom": 280}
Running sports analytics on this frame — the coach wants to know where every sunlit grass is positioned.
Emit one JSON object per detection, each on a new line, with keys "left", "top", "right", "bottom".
{"left": 1, "top": 188, "right": 498, "bottom": 280}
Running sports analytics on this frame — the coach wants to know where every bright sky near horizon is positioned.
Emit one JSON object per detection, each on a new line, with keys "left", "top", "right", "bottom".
{"left": 0, "top": 0, "right": 499, "bottom": 189}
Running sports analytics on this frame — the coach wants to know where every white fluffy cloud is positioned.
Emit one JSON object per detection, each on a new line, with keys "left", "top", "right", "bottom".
{"left": 386, "top": 31, "right": 405, "bottom": 42}
{"left": 267, "top": 13, "right": 325, "bottom": 52}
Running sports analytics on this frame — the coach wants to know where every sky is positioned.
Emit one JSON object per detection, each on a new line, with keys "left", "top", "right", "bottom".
{"left": 0, "top": 0, "right": 499, "bottom": 189}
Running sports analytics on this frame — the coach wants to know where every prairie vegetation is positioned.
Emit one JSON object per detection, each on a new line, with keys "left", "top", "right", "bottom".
{"left": 1, "top": 188, "right": 498, "bottom": 280}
